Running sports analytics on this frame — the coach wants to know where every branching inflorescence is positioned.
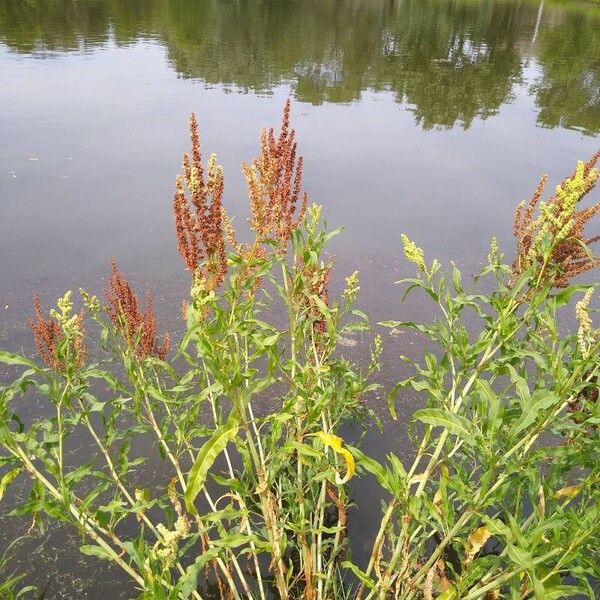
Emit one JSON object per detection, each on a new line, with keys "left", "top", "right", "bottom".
{"left": 173, "top": 113, "right": 227, "bottom": 290}
{"left": 512, "top": 150, "right": 600, "bottom": 287}
{"left": 105, "top": 257, "right": 169, "bottom": 360}
{"left": 243, "top": 98, "right": 308, "bottom": 249}
{"left": 30, "top": 292, "right": 86, "bottom": 372}
{"left": 175, "top": 100, "right": 310, "bottom": 299}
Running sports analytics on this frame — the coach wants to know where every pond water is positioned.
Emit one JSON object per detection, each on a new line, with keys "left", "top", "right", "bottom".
{"left": 0, "top": 0, "right": 599, "bottom": 596}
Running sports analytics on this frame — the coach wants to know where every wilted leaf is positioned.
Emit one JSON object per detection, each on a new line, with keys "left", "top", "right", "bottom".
{"left": 316, "top": 431, "right": 355, "bottom": 484}
{"left": 464, "top": 526, "right": 491, "bottom": 565}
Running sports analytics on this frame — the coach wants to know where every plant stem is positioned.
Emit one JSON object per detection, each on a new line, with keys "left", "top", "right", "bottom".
{"left": 10, "top": 444, "right": 146, "bottom": 588}
{"left": 138, "top": 376, "right": 243, "bottom": 600}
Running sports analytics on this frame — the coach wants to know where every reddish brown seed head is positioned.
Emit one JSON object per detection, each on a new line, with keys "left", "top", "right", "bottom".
{"left": 173, "top": 114, "right": 227, "bottom": 290}
{"left": 511, "top": 151, "right": 600, "bottom": 288}
{"left": 244, "top": 99, "right": 309, "bottom": 251}
{"left": 105, "top": 258, "right": 169, "bottom": 359}
{"left": 30, "top": 296, "right": 86, "bottom": 371}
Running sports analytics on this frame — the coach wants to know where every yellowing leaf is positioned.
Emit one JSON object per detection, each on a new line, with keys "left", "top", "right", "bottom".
{"left": 437, "top": 586, "right": 456, "bottom": 600}
{"left": 316, "top": 431, "right": 355, "bottom": 484}
{"left": 464, "top": 526, "right": 491, "bottom": 565}
{"left": 538, "top": 484, "right": 545, "bottom": 519}
{"left": 554, "top": 485, "right": 581, "bottom": 500}
{"left": 0, "top": 468, "right": 21, "bottom": 501}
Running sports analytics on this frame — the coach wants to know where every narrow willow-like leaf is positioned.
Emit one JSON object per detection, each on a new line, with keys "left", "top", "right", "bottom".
{"left": 341, "top": 561, "right": 376, "bottom": 590}
{"left": 507, "top": 544, "right": 535, "bottom": 570}
{"left": 413, "top": 408, "right": 479, "bottom": 445}
{"left": 511, "top": 390, "right": 559, "bottom": 438}
{"left": 0, "top": 352, "right": 38, "bottom": 369}
{"left": 543, "top": 584, "right": 589, "bottom": 599}
{"left": 350, "top": 447, "right": 392, "bottom": 492}
{"left": 178, "top": 548, "right": 220, "bottom": 597}
{"left": 552, "top": 284, "right": 590, "bottom": 309}
{"left": 185, "top": 419, "right": 239, "bottom": 513}
{"left": 79, "top": 544, "right": 113, "bottom": 560}
{"left": 508, "top": 366, "right": 530, "bottom": 409}
{"left": 476, "top": 379, "right": 500, "bottom": 437}
{"left": 0, "top": 468, "right": 21, "bottom": 501}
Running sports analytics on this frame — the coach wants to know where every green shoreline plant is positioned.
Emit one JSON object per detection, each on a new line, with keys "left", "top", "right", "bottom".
{"left": 0, "top": 538, "right": 37, "bottom": 599}
{"left": 0, "top": 103, "right": 599, "bottom": 600}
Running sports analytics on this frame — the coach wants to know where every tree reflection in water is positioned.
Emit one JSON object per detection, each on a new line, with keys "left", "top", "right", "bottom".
{"left": 1, "top": 0, "right": 598, "bottom": 133}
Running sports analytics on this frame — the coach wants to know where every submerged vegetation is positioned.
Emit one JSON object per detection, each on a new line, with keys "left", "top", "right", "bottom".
{"left": 1, "top": 103, "right": 599, "bottom": 599}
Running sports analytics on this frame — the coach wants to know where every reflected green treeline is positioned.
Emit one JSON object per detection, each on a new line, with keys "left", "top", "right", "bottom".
{"left": 1, "top": 0, "right": 599, "bottom": 134}
{"left": 0, "top": 0, "right": 158, "bottom": 52}
{"left": 163, "top": 0, "right": 527, "bottom": 130}
{"left": 531, "top": 10, "right": 600, "bottom": 135}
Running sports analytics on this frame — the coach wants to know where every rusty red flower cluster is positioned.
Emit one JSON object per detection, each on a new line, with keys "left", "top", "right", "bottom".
{"left": 512, "top": 150, "right": 600, "bottom": 288}
{"left": 244, "top": 99, "right": 308, "bottom": 249}
{"left": 30, "top": 296, "right": 86, "bottom": 371}
{"left": 173, "top": 114, "right": 226, "bottom": 291}
{"left": 105, "top": 258, "right": 169, "bottom": 360}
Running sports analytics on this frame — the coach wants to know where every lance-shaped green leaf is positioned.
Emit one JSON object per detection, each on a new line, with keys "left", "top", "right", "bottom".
{"left": 185, "top": 418, "right": 239, "bottom": 513}
{"left": 0, "top": 351, "right": 38, "bottom": 369}
{"left": 341, "top": 561, "right": 376, "bottom": 590}
{"left": 178, "top": 548, "right": 220, "bottom": 597}
{"left": 511, "top": 390, "right": 559, "bottom": 438}
{"left": 79, "top": 544, "right": 114, "bottom": 560}
{"left": 413, "top": 408, "right": 479, "bottom": 445}
{"left": 477, "top": 379, "right": 501, "bottom": 438}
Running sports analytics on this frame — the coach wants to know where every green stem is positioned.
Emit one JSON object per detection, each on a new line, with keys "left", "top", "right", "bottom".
{"left": 461, "top": 548, "right": 562, "bottom": 600}
{"left": 11, "top": 444, "right": 146, "bottom": 588}
{"left": 369, "top": 287, "right": 524, "bottom": 596}
{"left": 76, "top": 396, "right": 203, "bottom": 600}
{"left": 137, "top": 372, "right": 243, "bottom": 600}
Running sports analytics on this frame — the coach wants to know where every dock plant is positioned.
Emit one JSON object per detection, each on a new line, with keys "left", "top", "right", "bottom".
{"left": 0, "top": 104, "right": 599, "bottom": 599}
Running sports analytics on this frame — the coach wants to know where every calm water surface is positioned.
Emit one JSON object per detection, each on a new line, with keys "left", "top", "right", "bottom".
{"left": 0, "top": 0, "right": 599, "bottom": 596}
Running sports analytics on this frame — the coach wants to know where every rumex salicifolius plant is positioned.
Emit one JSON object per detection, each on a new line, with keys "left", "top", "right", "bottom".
{"left": 352, "top": 152, "right": 600, "bottom": 600}
{"left": 0, "top": 101, "right": 371, "bottom": 600}
{"left": 0, "top": 103, "right": 599, "bottom": 600}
